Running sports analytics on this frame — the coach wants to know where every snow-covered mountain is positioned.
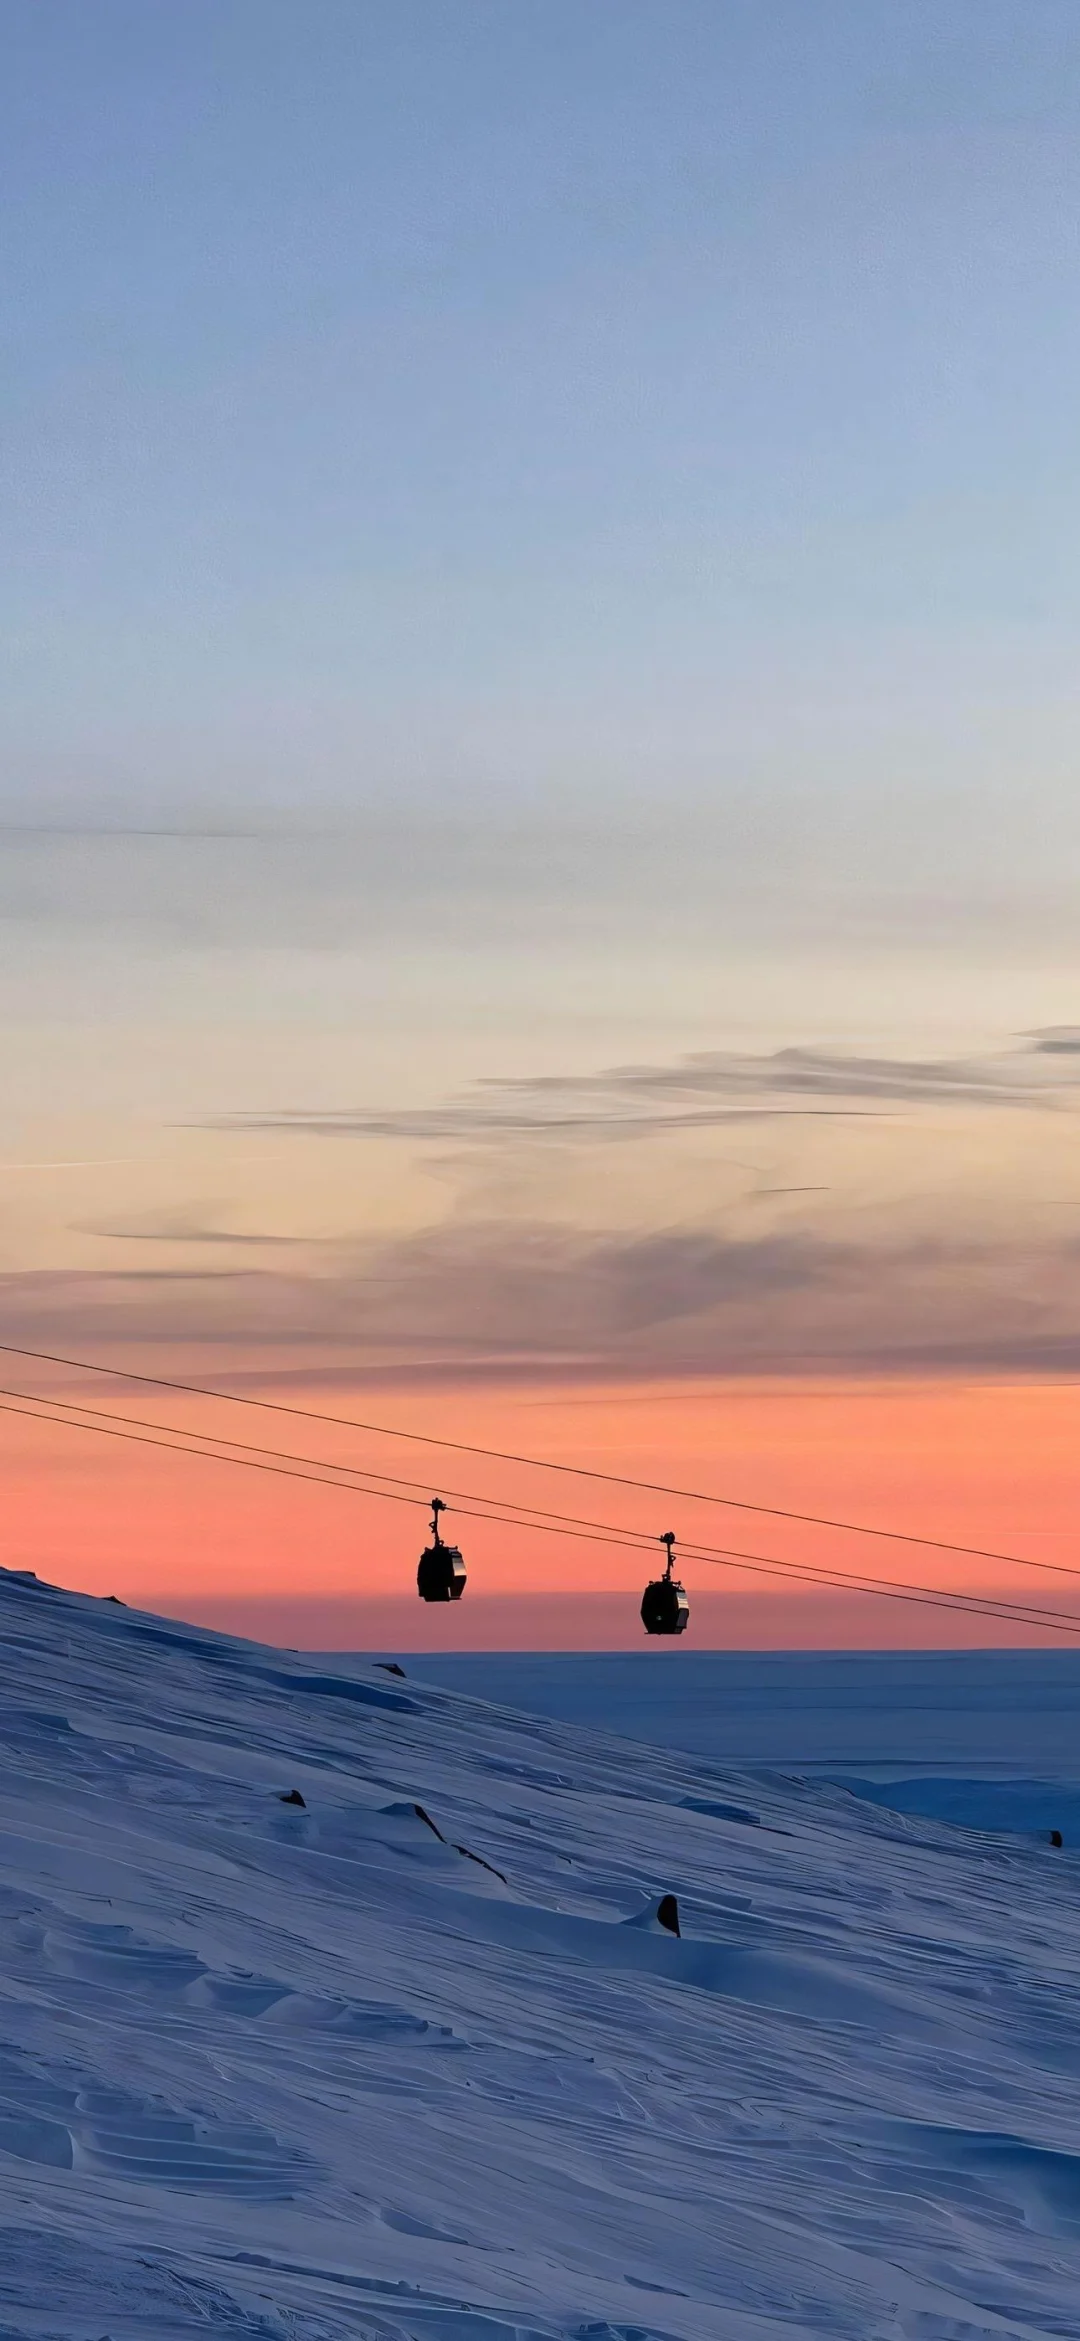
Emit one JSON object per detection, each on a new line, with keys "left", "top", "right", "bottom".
{"left": 2, "top": 1566, "right": 1080, "bottom": 2339}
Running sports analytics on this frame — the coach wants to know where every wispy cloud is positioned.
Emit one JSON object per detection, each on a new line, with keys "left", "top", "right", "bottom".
{"left": 0, "top": 823, "right": 271, "bottom": 839}
{"left": 207, "top": 1037, "right": 1078, "bottom": 1146}
{"left": 7, "top": 1215, "right": 1080, "bottom": 1382}
{"left": 0, "top": 1159, "right": 142, "bottom": 1173}
{"left": 1030, "top": 1027, "right": 1080, "bottom": 1056}
{"left": 78, "top": 1212, "right": 315, "bottom": 1249}
{"left": 15, "top": 1032, "right": 1080, "bottom": 1386}
{"left": 3, "top": 801, "right": 1078, "bottom": 965}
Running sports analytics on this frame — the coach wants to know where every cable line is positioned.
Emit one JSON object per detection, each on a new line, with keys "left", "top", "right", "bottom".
{"left": 3, "top": 1387, "right": 1080, "bottom": 1641}
{"left": 0, "top": 1336, "right": 1072, "bottom": 1592}
{"left": 0, "top": 1395, "right": 663, "bottom": 1557}
{"left": 8, "top": 1376, "right": 1080, "bottom": 1629}
{"left": 0, "top": 1381, "right": 663, "bottom": 1552}
{"left": 673, "top": 1534, "right": 1080, "bottom": 1636}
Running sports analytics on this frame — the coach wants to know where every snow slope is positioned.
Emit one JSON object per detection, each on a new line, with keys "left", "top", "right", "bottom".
{"left": 4, "top": 1574, "right": 1080, "bottom": 2336}
{"left": 404, "top": 1649, "right": 1080, "bottom": 1840}
{"left": 398, "top": 1648, "right": 1080, "bottom": 1770}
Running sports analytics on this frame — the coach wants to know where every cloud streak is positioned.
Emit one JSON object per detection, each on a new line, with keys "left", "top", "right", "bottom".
{"left": 79, "top": 1215, "right": 315, "bottom": 1249}
{"left": 7, "top": 1215, "right": 1080, "bottom": 1383}
{"left": 207, "top": 1037, "right": 1080, "bottom": 1147}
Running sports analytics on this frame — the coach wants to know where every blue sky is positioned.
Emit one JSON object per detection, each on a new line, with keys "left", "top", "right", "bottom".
{"left": 2, "top": 2, "right": 1080, "bottom": 1388}
{"left": 5, "top": 1, "right": 1079, "bottom": 817}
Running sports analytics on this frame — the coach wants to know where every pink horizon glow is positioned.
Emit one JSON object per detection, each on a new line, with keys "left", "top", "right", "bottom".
{"left": 2, "top": 1371, "right": 1078, "bottom": 1650}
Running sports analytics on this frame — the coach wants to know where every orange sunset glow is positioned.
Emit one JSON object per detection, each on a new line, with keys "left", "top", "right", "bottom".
{"left": 4, "top": 1367, "right": 1078, "bottom": 1649}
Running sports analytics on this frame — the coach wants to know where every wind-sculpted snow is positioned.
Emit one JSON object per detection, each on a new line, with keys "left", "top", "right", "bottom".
{"left": 3, "top": 1579, "right": 1080, "bottom": 2335}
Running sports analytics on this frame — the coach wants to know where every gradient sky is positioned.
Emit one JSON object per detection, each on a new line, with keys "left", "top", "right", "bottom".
{"left": 3, "top": 3, "right": 1080, "bottom": 1643}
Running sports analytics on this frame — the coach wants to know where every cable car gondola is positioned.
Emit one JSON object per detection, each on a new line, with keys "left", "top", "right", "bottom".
{"left": 641, "top": 1531, "right": 689, "bottom": 1637}
{"left": 417, "top": 1497, "right": 467, "bottom": 1603}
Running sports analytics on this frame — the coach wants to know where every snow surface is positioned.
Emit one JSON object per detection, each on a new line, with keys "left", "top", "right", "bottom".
{"left": 5, "top": 1574, "right": 1080, "bottom": 2336}
{"left": 397, "top": 1648, "right": 1080, "bottom": 1769}
{"left": 398, "top": 1649, "right": 1080, "bottom": 1839}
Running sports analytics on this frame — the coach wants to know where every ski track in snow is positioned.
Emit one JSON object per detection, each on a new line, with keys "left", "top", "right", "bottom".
{"left": 3, "top": 1579, "right": 1080, "bottom": 2335}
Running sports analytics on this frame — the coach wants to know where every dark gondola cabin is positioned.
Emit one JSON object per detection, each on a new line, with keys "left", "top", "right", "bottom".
{"left": 641, "top": 1531, "right": 690, "bottom": 1636}
{"left": 417, "top": 1497, "right": 467, "bottom": 1603}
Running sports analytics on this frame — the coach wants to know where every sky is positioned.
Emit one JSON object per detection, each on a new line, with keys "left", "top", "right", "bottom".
{"left": 3, "top": 2, "right": 1080, "bottom": 1644}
